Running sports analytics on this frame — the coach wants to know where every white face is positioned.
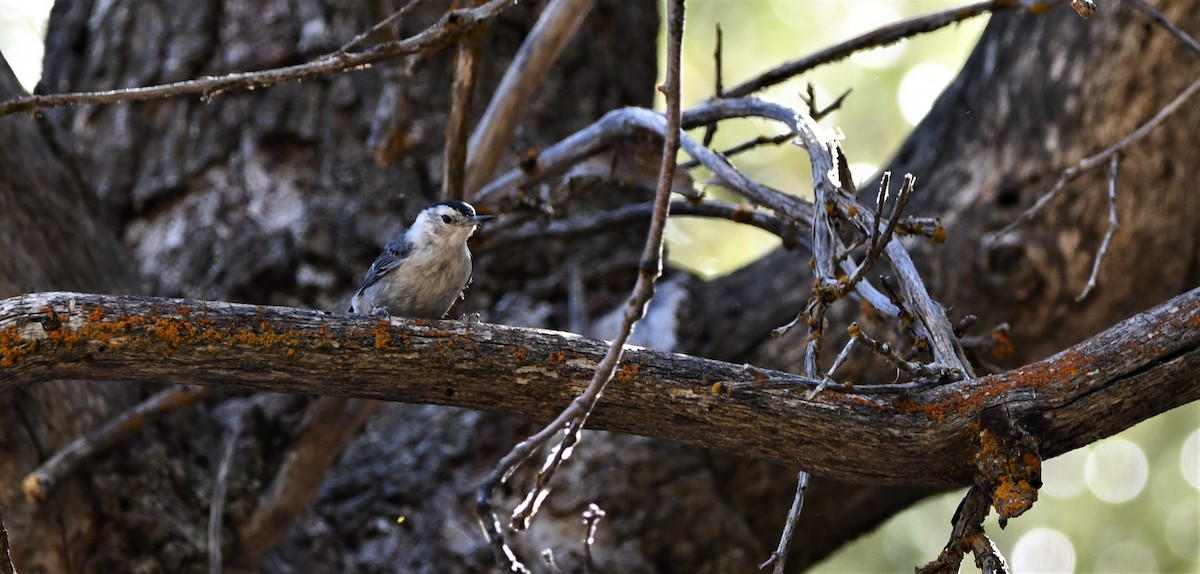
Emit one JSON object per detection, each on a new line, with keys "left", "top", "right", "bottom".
{"left": 412, "top": 203, "right": 489, "bottom": 244}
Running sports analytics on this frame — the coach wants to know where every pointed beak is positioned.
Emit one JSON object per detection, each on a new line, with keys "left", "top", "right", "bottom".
{"left": 467, "top": 214, "right": 494, "bottom": 225}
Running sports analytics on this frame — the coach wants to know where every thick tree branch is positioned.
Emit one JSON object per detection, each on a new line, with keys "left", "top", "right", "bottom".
{"left": 2, "top": 290, "right": 1197, "bottom": 486}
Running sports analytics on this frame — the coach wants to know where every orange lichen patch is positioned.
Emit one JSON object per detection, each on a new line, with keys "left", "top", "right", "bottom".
{"left": 731, "top": 207, "right": 754, "bottom": 224}
{"left": 993, "top": 477, "right": 1038, "bottom": 518}
{"left": 616, "top": 362, "right": 640, "bottom": 385}
{"left": 709, "top": 381, "right": 733, "bottom": 396}
{"left": 976, "top": 426, "right": 1041, "bottom": 520}
{"left": 547, "top": 350, "right": 567, "bottom": 366}
{"left": 1189, "top": 314, "right": 1200, "bottom": 329}
{"left": 841, "top": 393, "right": 888, "bottom": 412}
{"left": 846, "top": 205, "right": 858, "bottom": 217}
{"left": 372, "top": 321, "right": 393, "bottom": 350}
{"left": 991, "top": 331, "right": 1014, "bottom": 360}
{"left": 511, "top": 348, "right": 528, "bottom": 362}
{"left": 931, "top": 221, "right": 947, "bottom": 244}
{"left": 148, "top": 317, "right": 186, "bottom": 357}
{"left": 0, "top": 325, "right": 35, "bottom": 367}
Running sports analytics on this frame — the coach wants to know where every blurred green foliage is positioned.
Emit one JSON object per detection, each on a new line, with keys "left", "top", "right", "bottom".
{"left": 661, "top": 0, "right": 986, "bottom": 277}
{"left": 661, "top": 2, "right": 1200, "bottom": 572}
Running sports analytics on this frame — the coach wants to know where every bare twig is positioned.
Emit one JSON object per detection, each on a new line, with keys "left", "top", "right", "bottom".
{"left": 722, "top": 0, "right": 1009, "bottom": 98}
{"left": 209, "top": 415, "right": 244, "bottom": 574}
{"left": 842, "top": 173, "right": 915, "bottom": 294}
{"left": 475, "top": 100, "right": 809, "bottom": 215}
{"left": 0, "top": 0, "right": 519, "bottom": 117}
{"left": 1077, "top": 154, "right": 1119, "bottom": 301}
{"left": 541, "top": 550, "right": 562, "bottom": 573}
{"left": 679, "top": 132, "right": 796, "bottom": 170}
{"left": 464, "top": 0, "right": 597, "bottom": 197}
{"left": 338, "top": 0, "right": 427, "bottom": 54}
{"left": 800, "top": 83, "right": 852, "bottom": 121}
{"left": 475, "top": 0, "right": 685, "bottom": 569}
{"left": 713, "top": 24, "right": 725, "bottom": 100}
{"left": 1127, "top": 0, "right": 1200, "bottom": 56}
{"left": 481, "top": 199, "right": 811, "bottom": 252}
{"left": 702, "top": 24, "right": 724, "bottom": 148}
{"left": 0, "top": 508, "right": 14, "bottom": 574}
{"left": 852, "top": 323, "right": 958, "bottom": 379}
{"left": 917, "top": 485, "right": 998, "bottom": 574}
{"left": 581, "top": 503, "right": 605, "bottom": 574}
{"left": 759, "top": 471, "right": 810, "bottom": 573}
{"left": 994, "top": 75, "right": 1200, "bottom": 238}
{"left": 21, "top": 385, "right": 209, "bottom": 504}
{"left": 443, "top": 0, "right": 488, "bottom": 201}
{"left": 968, "top": 531, "right": 1011, "bottom": 574}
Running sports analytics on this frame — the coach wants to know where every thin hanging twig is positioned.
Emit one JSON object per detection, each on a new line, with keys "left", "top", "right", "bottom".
{"left": 1077, "top": 154, "right": 1120, "bottom": 301}
{"left": 474, "top": 0, "right": 686, "bottom": 569}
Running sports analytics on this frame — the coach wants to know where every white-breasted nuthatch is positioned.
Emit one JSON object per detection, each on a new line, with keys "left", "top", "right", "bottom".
{"left": 350, "top": 200, "right": 493, "bottom": 318}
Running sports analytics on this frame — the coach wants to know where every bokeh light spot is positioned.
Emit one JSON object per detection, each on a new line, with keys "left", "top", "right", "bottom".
{"left": 898, "top": 63, "right": 954, "bottom": 126}
{"left": 1164, "top": 503, "right": 1200, "bottom": 562}
{"left": 1011, "top": 527, "right": 1076, "bottom": 574}
{"left": 1042, "top": 446, "right": 1090, "bottom": 500}
{"left": 1181, "top": 428, "right": 1200, "bottom": 490}
{"left": 1096, "top": 540, "right": 1158, "bottom": 573}
{"left": 1084, "top": 438, "right": 1148, "bottom": 504}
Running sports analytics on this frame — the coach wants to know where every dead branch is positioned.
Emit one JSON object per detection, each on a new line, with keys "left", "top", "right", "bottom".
{"left": 233, "top": 397, "right": 383, "bottom": 567}
{"left": 480, "top": 199, "right": 810, "bottom": 252}
{"left": 465, "top": 0, "right": 597, "bottom": 197}
{"left": 442, "top": 0, "right": 488, "bottom": 201}
{"left": 21, "top": 385, "right": 209, "bottom": 504}
{"left": 0, "top": 0, "right": 519, "bottom": 117}
{"left": 2, "top": 290, "right": 1197, "bottom": 486}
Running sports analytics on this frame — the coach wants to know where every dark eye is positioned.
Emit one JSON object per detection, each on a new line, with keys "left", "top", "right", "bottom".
{"left": 441, "top": 214, "right": 452, "bottom": 224}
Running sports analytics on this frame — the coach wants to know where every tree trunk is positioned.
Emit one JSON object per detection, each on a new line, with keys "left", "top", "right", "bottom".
{"left": 0, "top": 0, "right": 1196, "bottom": 572}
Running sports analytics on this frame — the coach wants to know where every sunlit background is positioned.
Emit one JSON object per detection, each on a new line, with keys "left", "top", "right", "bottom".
{"left": 2, "top": 1, "right": 1198, "bottom": 572}
{"left": 662, "top": 2, "right": 1200, "bottom": 573}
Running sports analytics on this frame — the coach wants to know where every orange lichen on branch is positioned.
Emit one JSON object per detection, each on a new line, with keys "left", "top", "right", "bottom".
{"left": 615, "top": 361, "right": 640, "bottom": 385}
{"left": 0, "top": 325, "right": 34, "bottom": 367}
{"left": 730, "top": 206, "right": 754, "bottom": 224}
{"left": 372, "top": 320, "right": 393, "bottom": 349}
{"left": 547, "top": 350, "right": 566, "bottom": 365}
{"left": 931, "top": 220, "right": 947, "bottom": 244}
{"left": 991, "top": 330, "right": 1014, "bottom": 360}
{"left": 976, "top": 425, "right": 1040, "bottom": 520}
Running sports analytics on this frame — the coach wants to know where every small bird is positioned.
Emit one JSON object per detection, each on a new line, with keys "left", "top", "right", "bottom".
{"left": 350, "top": 200, "right": 493, "bottom": 318}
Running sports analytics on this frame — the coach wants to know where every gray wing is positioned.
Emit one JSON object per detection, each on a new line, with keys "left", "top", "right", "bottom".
{"left": 354, "top": 234, "right": 414, "bottom": 296}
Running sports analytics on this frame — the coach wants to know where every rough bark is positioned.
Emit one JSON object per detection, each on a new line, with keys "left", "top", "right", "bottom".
{"left": 4, "top": 290, "right": 1198, "bottom": 487}
{"left": 0, "top": 0, "right": 1196, "bottom": 573}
